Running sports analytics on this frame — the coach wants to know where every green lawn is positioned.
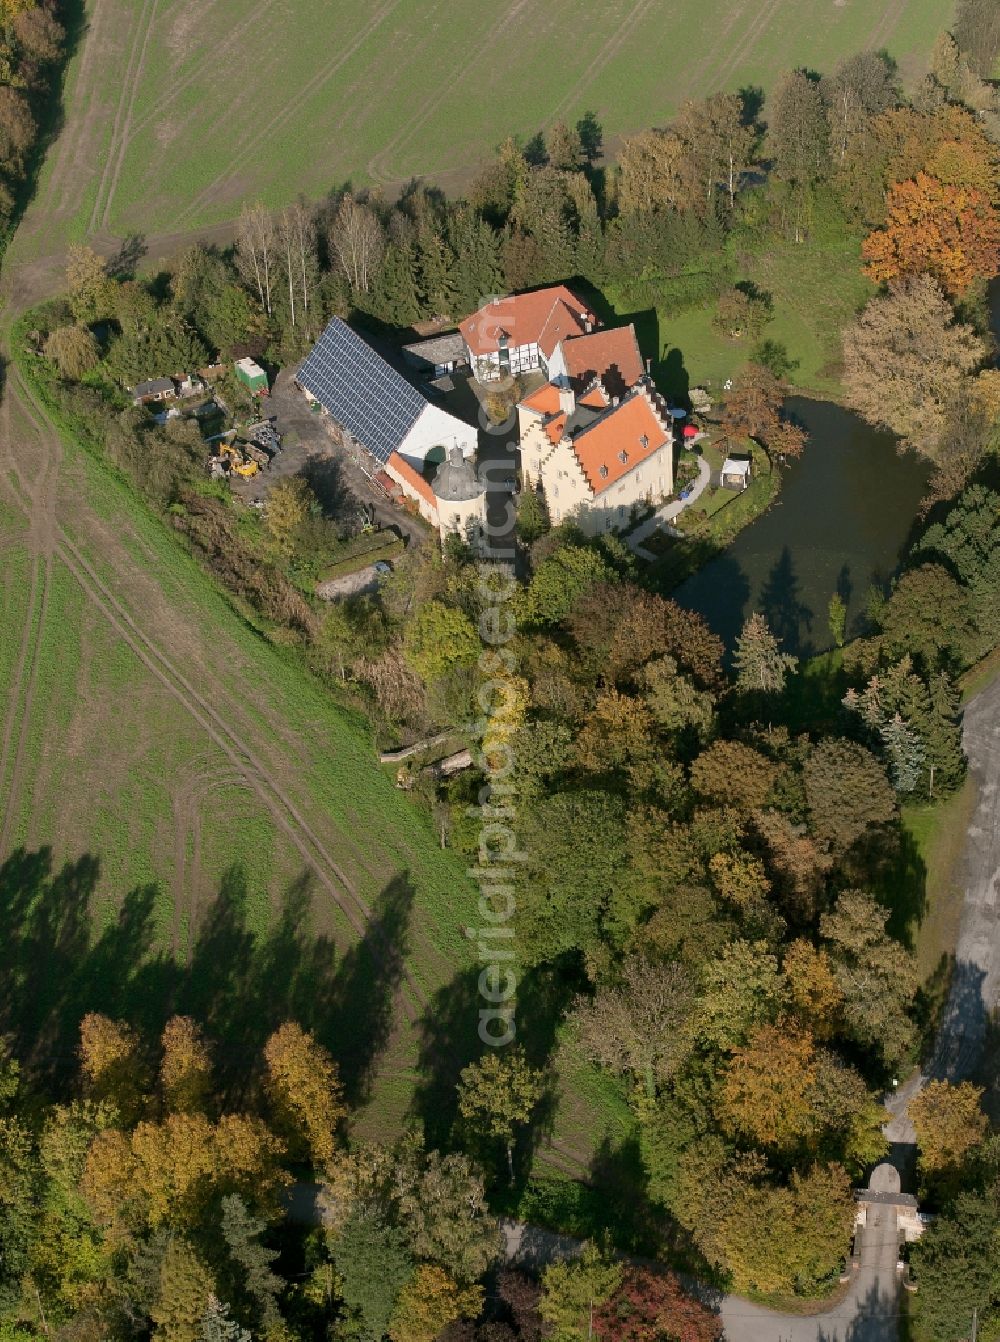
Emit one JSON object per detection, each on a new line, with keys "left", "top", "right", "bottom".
{"left": 626, "top": 230, "right": 875, "bottom": 401}
{"left": 10, "top": 0, "right": 949, "bottom": 262}
{"left": 902, "top": 783, "right": 976, "bottom": 985}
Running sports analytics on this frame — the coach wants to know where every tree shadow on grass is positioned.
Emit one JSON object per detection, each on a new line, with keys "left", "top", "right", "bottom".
{"left": 410, "top": 964, "right": 483, "bottom": 1151}
{"left": 325, "top": 872, "right": 414, "bottom": 1108}
{"left": 180, "top": 865, "right": 414, "bottom": 1106}
{"left": 857, "top": 824, "right": 928, "bottom": 952}
{"left": 0, "top": 848, "right": 415, "bottom": 1106}
{"left": 0, "top": 846, "right": 173, "bottom": 1088}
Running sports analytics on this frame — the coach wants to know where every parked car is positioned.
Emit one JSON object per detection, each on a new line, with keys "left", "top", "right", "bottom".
{"left": 373, "top": 560, "right": 393, "bottom": 575}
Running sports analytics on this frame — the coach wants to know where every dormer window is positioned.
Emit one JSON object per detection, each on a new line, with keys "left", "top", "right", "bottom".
{"left": 640, "top": 434, "right": 648, "bottom": 449}
{"left": 599, "top": 465, "right": 609, "bottom": 479}
{"left": 618, "top": 450, "right": 628, "bottom": 464}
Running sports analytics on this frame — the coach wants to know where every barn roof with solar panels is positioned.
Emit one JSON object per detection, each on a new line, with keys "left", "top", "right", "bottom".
{"left": 297, "top": 318, "right": 477, "bottom": 467}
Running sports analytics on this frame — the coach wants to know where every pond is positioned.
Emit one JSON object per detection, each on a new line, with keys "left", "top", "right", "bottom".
{"left": 673, "top": 397, "right": 931, "bottom": 657}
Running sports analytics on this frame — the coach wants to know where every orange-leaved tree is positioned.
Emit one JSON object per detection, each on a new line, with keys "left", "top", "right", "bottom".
{"left": 862, "top": 171, "right": 1000, "bottom": 295}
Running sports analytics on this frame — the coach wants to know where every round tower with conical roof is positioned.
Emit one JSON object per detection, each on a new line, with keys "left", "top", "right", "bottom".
{"left": 432, "top": 446, "right": 486, "bottom": 551}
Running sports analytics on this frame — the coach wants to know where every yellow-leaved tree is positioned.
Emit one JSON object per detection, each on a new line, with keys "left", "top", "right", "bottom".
{"left": 263, "top": 1022, "right": 345, "bottom": 1168}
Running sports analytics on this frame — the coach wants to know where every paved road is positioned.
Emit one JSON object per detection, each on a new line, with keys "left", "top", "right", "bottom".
{"left": 629, "top": 453, "right": 712, "bottom": 558}
{"left": 501, "top": 1212, "right": 901, "bottom": 1342}
{"left": 927, "top": 674, "right": 1000, "bottom": 1082}
{"left": 886, "top": 673, "right": 1000, "bottom": 1159}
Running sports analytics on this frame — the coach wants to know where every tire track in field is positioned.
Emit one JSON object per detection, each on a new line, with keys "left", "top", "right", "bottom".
{"left": 42, "top": 0, "right": 114, "bottom": 220}
{"left": 124, "top": 0, "right": 270, "bottom": 143}
{"left": 54, "top": 533, "right": 425, "bottom": 1023}
{"left": 101, "top": 0, "right": 275, "bottom": 223}
{"left": 88, "top": 0, "right": 159, "bottom": 234}
{"left": 366, "top": 0, "right": 532, "bottom": 186}
{"left": 670, "top": 0, "right": 750, "bottom": 103}
{"left": 7, "top": 369, "right": 430, "bottom": 1022}
{"left": 867, "top": 0, "right": 908, "bottom": 60}
{"left": 98, "top": 0, "right": 162, "bottom": 230}
{"left": 0, "top": 386, "right": 60, "bottom": 856}
{"left": 542, "top": 0, "right": 661, "bottom": 132}
{"left": 0, "top": 555, "right": 46, "bottom": 853}
{"left": 173, "top": 0, "right": 405, "bottom": 228}
{"left": 701, "top": 0, "right": 787, "bottom": 101}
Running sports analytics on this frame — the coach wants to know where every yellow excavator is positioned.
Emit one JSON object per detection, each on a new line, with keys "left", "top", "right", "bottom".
{"left": 218, "top": 441, "right": 259, "bottom": 478}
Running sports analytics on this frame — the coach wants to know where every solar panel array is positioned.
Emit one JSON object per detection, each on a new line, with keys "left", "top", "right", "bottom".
{"left": 298, "top": 317, "right": 427, "bottom": 465}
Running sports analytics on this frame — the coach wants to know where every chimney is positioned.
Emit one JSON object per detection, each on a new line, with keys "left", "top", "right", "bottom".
{"left": 646, "top": 358, "right": 652, "bottom": 374}
{"left": 559, "top": 384, "right": 576, "bottom": 417}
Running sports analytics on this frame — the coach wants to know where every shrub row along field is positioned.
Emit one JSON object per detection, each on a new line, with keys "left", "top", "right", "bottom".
{"left": 11, "top": 0, "right": 946, "bottom": 261}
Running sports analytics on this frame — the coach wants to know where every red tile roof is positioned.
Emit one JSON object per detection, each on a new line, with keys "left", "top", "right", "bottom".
{"left": 571, "top": 392, "right": 671, "bottom": 494}
{"left": 520, "top": 382, "right": 610, "bottom": 447}
{"left": 561, "top": 325, "right": 644, "bottom": 396}
{"left": 521, "top": 382, "right": 562, "bottom": 415}
{"left": 460, "top": 286, "right": 593, "bottom": 357}
{"left": 388, "top": 451, "right": 436, "bottom": 508}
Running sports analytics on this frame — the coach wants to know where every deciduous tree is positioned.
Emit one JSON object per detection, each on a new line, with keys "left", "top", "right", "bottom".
{"left": 911, "top": 1080, "right": 988, "bottom": 1181}
{"left": 235, "top": 202, "right": 276, "bottom": 316}
{"left": 718, "top": 1022, "right": 817, "bottom": 1150}
{"left": 66, "top": 244, "right": 114, "bottom": 322}
{"left": 402, "top": 599, "right": 480, "bottom": 682}
{"left": 388, "top": 1266, "right": 482, "bottom": 1342}
{"left": 327, "top": 193, "right": 384, "bottom": 295}
{"left": 457, "top": 1049, "right": 544, "bottom": 1183}
{"left": 876, "top": 563, "right": 974, "bottom": 672}
{"left": 843, "top": 274, "right": 986, "bottom": 456}
{"left": 160, "top": 1017, "right": 212, "bottom": 1115}
{"left": 720, "top": 363, "right": 783, "bottom": 446}
{"left": 263, "top": 1022, "right": 344, "bottom": 1168}
{"left": 79, "top": 1014, "right": 146, "bottom": 1124}
{"left": 783, "top": 940, "right": 842, "bottom": 1036}
{"left": 594, "top": 1266, "right": 722, "bottom": 1342}
{"left": 698, "top": 940, "right": 786, "bottom": 1053}
{"left": 44, "top": 324, "right": 100, "bottom": 379}
{"left": 862, "top": 172, "right": 1000, "bottom": 296}
{"left": 820, "top": 890, "right": 917, "bottom": 1063}
{"left": 539, "top": 1241, "right": 623, "bottom": 1342}
{"left": 573, "top": 955, "right": 696, "bottom": 1096}
{"left": 822, "top": 51, "right": 897, "bottom": 163}
{"left": 691, "top": 740, "right": 778, "bottom": 809}
{"left": 804, "top": 738, "right": 896, "bottom": 850}
{"left": 264, "top": 477, "right": 312, "bottom": 561}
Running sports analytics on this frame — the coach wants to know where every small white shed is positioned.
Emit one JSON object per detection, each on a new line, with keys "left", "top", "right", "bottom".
{"left": 721, "top": 456, "right": 751, "bottom": 490}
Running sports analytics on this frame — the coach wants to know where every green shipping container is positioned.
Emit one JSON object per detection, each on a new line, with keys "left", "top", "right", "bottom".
{"left": 235, "top": 357, "right": 268, "bottom": 394}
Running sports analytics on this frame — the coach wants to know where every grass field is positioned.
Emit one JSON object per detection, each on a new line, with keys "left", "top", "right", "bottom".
{"left": 0, "top": 359, "right": 472, "bottom": 1123}
{"left": 0, "top": 333, "right": 625, "bottom": 1185}
{"left": 8, "top": 0, "right": 950, "bottom": 267}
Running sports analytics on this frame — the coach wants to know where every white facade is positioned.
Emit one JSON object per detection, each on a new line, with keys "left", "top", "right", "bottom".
{"left": 396, "top": 403, "right": 478, "bottom": 468}
{"left": 471, "top": 342, "right": 543, "bottom": 383}
{"left": 523, "top": 432, "right": 673, "bottom": 537}
{"left": 518, "top": 386, "right": 674, "bottom": 537}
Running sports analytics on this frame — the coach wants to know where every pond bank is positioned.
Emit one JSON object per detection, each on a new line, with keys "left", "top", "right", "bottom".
{"left": 671, "top": 397, "right": 930, "bottom": 657}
